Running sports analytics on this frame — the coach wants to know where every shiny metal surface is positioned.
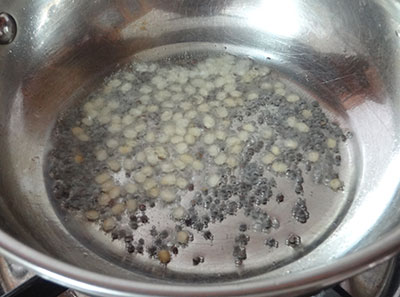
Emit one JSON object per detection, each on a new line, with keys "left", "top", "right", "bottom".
{"left": 0, "top": 0, "right": 400, "bottom": 296}
{"left": 0, "top": 12, "right": 16, "bottom": 44}
{"left": 341, "top": 257, "right": 397, "bottom": 297}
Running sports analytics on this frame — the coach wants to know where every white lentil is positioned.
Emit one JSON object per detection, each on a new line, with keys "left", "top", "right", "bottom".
{"left": 226, "top": 156, "right": 238, "bottom": 168}
{"left": 216, "top": 91, "right": 226, "bottom": 100}
{"left": 135, "top": 123, "right": 146, "bottom": 133}
{"left": 76, "top": 132, "right": 90, "bottom": 141}
{"left": 107, "top": 160, "right": 121, "bottom": 172}
{"left": 214, "top": 77, "right": 225, "bottom": 88}
{"left": 224, "top": 83, "right": 235, "bottom": 92}
{"left": 207, "top": 174, "right": 220, "bottom": 187}
{"left": 238, "top": 131, "right": 249, "bottom": 141}
{"left": 145, "top": 148, "right": 159, "bottom": 165}
{"left": 296, "top": 122, "right": 310, "bottom": 133}
{"left": 203, "top": 133, "right": 215, "bottom": 144}
{"left": 287, "top": 117, "right": 297, "bottom": 128}
{"left": 126, "top": 199, "right": 138, "bottom": 211}
{"left": 83, "top": 102, "right": 94, "bottom": 112}
{"left": 230, "top": 144, "right": 242, "bottom": 154}
{"left": 95, "top": 172, "right": 111, "bottom": 184}
{"left": 184, "top": 85, "right": 196, "bottom": 95}
{"left": 157, "top": 90, "right": 171, "bottom": 100}
{"left": 160, "top": 189, "right": 176, "bottom": 203}
{"left": 170, "top": 84, "right": 182, "bottom": 92}
{"left": 180, "top": 154, "right": 194, "bottom": 164}
{"left": 120, "top": 82, "right": 132, "bottom": 93}
{"left": 308, "top": 151, "right": 320, "bottom": 162}
{"left": 95, "top": 150, "right": 108, "bottom": 161}
{"left": 99, "top": 110, "right": 111, "bottom": 121}
{"left": 198, "top": 103, "right": 210, "bottom": 112}
{"left": 172, "top": 206, "right": 186, "bottom": 220}
{"left": 123, "top": 159, "right": 135, "bottom": 171}
{"left": 101, "top": 180, "right": 115, "bottom": 192}
{"left": 275, "top": 88, "right": 286, "bottom": 96}
{"left": 216, "top": 107, "right": 228, "bottom": 118}
{"left": 108, "top": 124, "right": 122, "bottom": 134}
{"left": 224, "top": 97, "right": 236, "bottom": 107}
{"left": 174, "top": 159, "right": 186, "bottom": 170}
{"left": 176, "top": 142, "right": 189, "bottom": 154}
{"left": 134, "top": 172, "right": 147, "bottom": 183}
{"left": 148, "top": 187, "right": 160, "bottom": 198}
{"left": 247, "top": 92, "right": 258, "bottom": 100}
{"left": 286, "top": 93, "right": 300, "bottom": 102}
{"left": 98, "top": 193, "right": 111, "bottom": 206}
{"left": 139, "top": 85, "right": 152, "bottom": 94}
{"left": 327, "top": 138, "right": 337, "bottom": 148}
{"left": 171, "top": 135, "right": 184, "bottom": 144}
{"left": 177, "top": 231, "right": 189, "bottom": 244}
{"left": 226, "top": 137, "right": 240, "bottom": 146}
{"left": 185, "top": 134, "right": 196, "bottom": 145}
{"left": 329, "top": 178, "right": 342, "bottom": 191}
{"left": 215, "top": 153, "right": 227, "bottom": 165}
{"left": 148, "top": 105, "right": 159, "bottom": 113}
{"left": 109, "top": 186, "right": 121, "bottom": 199}
{"left": 161, "top": 174, "right": 176, "bottom": 186}
{"left": 302, "top": 109, "right": 312, "bottom": 119}
{"left": 260, "top": 82, "right": 272, "bottom": 90}
{"left": 109, "top": 79, "right": 121, "bottom": 88}
{"left": 160, "top": 163, "right": 174, "bottom": 173}
{"left": 192, "top": 160, "right": 204, "bottom": 170}
{"left": 176, "top": 177, "right": 188, "bottom": 189}
{"left": 135, "top": 151, "right": 146, "bottom": 163}
{"left": 122, "top": 115, "right": 134, "bottom": 126}
{"left": 118, "top": 146, "right": 132, "bottom": 154}
{"left": 141, "top": 166, "right": 153, "bottom": 177}
{"left": 143, "top": 179, "right": 157, "bottom": 191}
{"left": 144, "top": 132, "right": 155, "bottom": 143}
{"left": 158, "top": 134, "right": 169, "bottom": 143}
{"left": 230, "top": 90, "right": 242, "bottom": 97}
{"left": 161, "top": 111, "right": 173, "bottom": 121}
{"left": 200, "top": 89, "right": 209, "bottom": 97}
{"left": 155, "top": 146, "right": 168, "bottom": 159}
{"left": 259, "top": 128, "right": 272, "bottom": 140}
{"left": 108, "top": 100, "right": 120, "bottom": 109}
{"left": 208, "top": 145, "right": 219, "bottom": 156}
{"left": 215, "top": 130, "right": 226, "bottom": 140}
{"left": 203, "top": 115, "right": 215, "bottom": 128}
{"left": 85, "top": 210, "right": 99, "bottom": 221}
{"left": 262, "top": 153, "right": 276, "bottom": 165}
{"left": 164, "top": 125, "right": 175, "bottom": 136}
{"left": 125, "top": 139, "right": 137, "bottom": 147}
{"left": 272, "top": 161, "right": 288, "bottom": 173}
{"left": 124, "top": 183, "right": 138, "bottom": 194}
{"left": 271, "top": 146, "right": 281, "bottom": 156}
{"left": 176, "top": 118, "right": 190, "bottom": 127}
{"left": 186, "top": 110, "right": 197, "bottom": 119}
{"left": 284, "top": 139, "right": 298, "bottom": 149}
{"left": 124, "top": 73, "right": 135, "bottom": 81}
{"left": 243, "top": 123, "right": 255, "bottom": 132}
{"left": 111, "top": 203, "right": 125, "bottom": 215}
{"left": 82, "top": 117, "right": 93, "bottom": 126}
{"left": 103, "top": 218, "right": 116, "bottom": 232}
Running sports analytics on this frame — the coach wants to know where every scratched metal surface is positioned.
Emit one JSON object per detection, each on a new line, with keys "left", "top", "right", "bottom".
{"left": 0, "top": 1, "right": 399, "bottom": 296}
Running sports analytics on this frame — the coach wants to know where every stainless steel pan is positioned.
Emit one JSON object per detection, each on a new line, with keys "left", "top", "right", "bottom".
{"left": 1, "top": 0, "right": 400, "bottom": 296}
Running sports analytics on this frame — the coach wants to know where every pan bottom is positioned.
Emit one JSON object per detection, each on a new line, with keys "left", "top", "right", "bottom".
{"left": 44, "top": 45, "right": 359, "bottom": 282}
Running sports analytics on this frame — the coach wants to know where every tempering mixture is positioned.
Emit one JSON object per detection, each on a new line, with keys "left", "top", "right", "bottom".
{"left": 47, "top": 54, "right": 348, "bottom": 268}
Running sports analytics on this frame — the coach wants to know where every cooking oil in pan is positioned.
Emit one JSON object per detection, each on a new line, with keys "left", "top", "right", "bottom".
{"left": 45, "top": 52, "right": 358, "bottom": 280}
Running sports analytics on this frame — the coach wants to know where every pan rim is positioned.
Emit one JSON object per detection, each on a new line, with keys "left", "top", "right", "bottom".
{"left": 0, "top": 226, "right": 399, "bottom": 296}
